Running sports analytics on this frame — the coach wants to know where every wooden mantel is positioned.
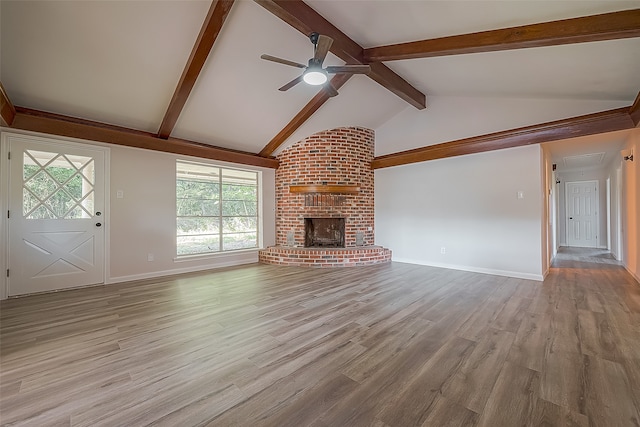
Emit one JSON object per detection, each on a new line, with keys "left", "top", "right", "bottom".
{"left": 289, "top": 185, "right": 360, "bottom": 194}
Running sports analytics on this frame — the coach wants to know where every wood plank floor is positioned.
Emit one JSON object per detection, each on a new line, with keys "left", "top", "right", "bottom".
{"left": 1, "top": 248, "right": 639, "bottom": 426}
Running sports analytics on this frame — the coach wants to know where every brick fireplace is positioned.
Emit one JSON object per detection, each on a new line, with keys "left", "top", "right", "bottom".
{"left": 259, "top": 127, "right": 391, "bottom": 267}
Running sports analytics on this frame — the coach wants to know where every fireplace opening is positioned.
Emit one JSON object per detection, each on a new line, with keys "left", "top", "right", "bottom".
{"left": 304, "top": 218, "right": 345, "bottom": 248}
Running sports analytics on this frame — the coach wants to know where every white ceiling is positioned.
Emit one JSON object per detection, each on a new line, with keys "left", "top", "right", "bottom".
{"left": 1, "top": 0, "right": 209, "bottom": 132}
{"left": 543, "top": 129, "right": 631, "bottom": 173}
{"left": 1, "top": 0, "right": 639, "bottom": 160}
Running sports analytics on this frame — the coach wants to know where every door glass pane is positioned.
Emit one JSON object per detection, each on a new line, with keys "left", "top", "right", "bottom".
{"left": 61, "top": 174, "right": 83, "bottom": 201}
{"left": 26, "top": 149, "right": 57, "bottom": 166}
{"left": 25, "top": 170, "right": 57, "bottom": 196}
{"left": 79, "top": 176, "right": 94, "bottom": 198}
{"left": 66, "top": 206, "right": 87, "bottom": 219}
{"left": 28, "top": 205, "right": 56, "bottom": 219}
{"left": 23, "top": 163, "right": 39, "bottom": 181}
{"left": 23, "top": 189, "right": 40, "bottom": 215}
{"left": 78, "top": 196, "right": 94, "bottom": 219}
{"left": 79, "top": 159, "right": 95, "bottom": 185}
{"left": 44, "top": 188, "right": 76, "bottom": 217}
{"left": 46, "top": 155, "right": 76, "bottom": 184}
{"left": 23, "top": 150, "right": 95, "bottom": 219}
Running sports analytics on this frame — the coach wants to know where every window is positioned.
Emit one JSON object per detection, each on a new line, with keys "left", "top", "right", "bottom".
{"left": 176, "top": 161, "right": 259, "bottom": 256}
{"left": 23, "top": 149, "right": 95, "bottom": 219}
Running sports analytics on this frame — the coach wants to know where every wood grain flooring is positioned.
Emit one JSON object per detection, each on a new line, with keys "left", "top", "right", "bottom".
{"left": 1, "top": 247, "right": 639, "bottom": 426}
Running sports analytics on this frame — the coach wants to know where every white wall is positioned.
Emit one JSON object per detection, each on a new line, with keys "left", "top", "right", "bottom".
{"left": 375, "top": 96, "right": 630, "bottom": 156}
{"left": 556, "top": 169, "right": 609, "bottom": 248}
{"left": 108, "top": 145, "right": 275, "bottom": 282}
{"left": 620, "top": 129, "right": 640, "bottom": 282}
{"left": 375, "top": 144, "right": 544, "bottom": 281}
{"left": 0, "top": 130, "right": 276, "bottom": 298}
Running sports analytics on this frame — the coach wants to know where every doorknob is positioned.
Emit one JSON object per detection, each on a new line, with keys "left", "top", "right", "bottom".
{"left": 569, "top": 217, "right": 573, "bottom": 220}
{"left": 96, "top": 223, "right": 102, "bottom": 227}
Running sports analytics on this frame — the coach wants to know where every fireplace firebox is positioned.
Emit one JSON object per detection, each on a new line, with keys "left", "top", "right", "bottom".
{"left": 304, "top": 218, "right": 345, "bottom": 248}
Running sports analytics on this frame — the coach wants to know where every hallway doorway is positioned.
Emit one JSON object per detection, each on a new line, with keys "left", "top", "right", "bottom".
{"left": 552, "top": 246, "right": 620, "bottom": 269}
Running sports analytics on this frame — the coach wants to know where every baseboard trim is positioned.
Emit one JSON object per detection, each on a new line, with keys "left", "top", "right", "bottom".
{"left": 108, "top": 253, "right": 258, "bottom": 284}
{"left": 392, "top": 257, "right": 544, "bottom": 281}
{"left": 624, "top": 265, "right": 640, "bottom": 286}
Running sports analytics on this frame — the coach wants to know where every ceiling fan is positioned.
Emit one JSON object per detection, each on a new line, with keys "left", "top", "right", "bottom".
{"left": 261, "top": 32, "right": 370, "bottom": 97}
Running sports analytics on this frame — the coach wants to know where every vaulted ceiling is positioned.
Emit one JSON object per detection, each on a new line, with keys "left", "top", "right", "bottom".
{"left": 1, "top": 0, "right": 639, "bottom": 169}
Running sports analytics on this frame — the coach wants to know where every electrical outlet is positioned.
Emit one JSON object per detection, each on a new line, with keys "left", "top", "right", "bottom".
{"left": 147, "top": 253, "right": 154, "bottom": 262}
{"left": 440, "top": 247, "right": 446, "bottom": 254}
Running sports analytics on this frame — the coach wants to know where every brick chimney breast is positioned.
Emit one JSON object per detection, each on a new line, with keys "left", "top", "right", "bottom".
{"left": 260, "top": 127, "right": 390, "bottom": 267}
{"left": 275, "top": 127, "right": 374, "bottom": 248}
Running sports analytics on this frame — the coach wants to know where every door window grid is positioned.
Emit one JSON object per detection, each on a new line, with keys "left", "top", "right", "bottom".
{"left": 23, "top": 150, "right": 95, "bottom": 219}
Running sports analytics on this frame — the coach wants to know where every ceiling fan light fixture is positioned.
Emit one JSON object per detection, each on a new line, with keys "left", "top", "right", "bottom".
{"left": 303, "top": 69, "right": 327, "bottom": 85}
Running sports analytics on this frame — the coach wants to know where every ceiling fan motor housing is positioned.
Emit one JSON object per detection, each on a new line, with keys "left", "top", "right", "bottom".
{"left": 308, "top": 58, "right": 323, "bottom": 69}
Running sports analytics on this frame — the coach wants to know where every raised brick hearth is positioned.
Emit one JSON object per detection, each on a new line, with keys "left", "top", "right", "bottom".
{"left": 259, "top": 127, "right": 391, "bottom": 267}
{"left": 259, "top": 246, "right": 391, "bottom": 267}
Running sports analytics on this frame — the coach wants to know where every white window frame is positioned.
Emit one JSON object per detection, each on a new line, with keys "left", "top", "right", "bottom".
{"left": 176, "top": 160, "right": 261, "bottom": 258}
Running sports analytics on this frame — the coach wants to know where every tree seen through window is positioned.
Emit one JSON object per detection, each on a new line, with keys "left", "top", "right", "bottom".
{"left": 176, "top": 161, "right": 259, "bottom": 255}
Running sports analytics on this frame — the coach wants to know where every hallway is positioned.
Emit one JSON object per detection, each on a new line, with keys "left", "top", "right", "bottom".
{"left": 553, "top": 246, "right": 621, "bottom": 267}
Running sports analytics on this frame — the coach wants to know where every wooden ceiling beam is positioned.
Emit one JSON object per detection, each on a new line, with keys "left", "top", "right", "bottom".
{"left": 157, "top": 0, "right": 235, "bottom": 139}
{"left": 630, "top": 91, "right": 640, "bottom": 127}
{"left": 0, "top": 81, "right": 16, "bottom": 126}
{"left": 10, "top": 107, "right": 278, "bottom": 169}
{"left": 255, "top": 0, "right": 426, "bottom": 110}
{"left": 259, "top": 74, "right": 351, "bottom": 157}
{"left": 372, "top": 107, "right": 635, "bottom": 169}
{"left": 364, "top": 9, "right": 640, "bottom": 62}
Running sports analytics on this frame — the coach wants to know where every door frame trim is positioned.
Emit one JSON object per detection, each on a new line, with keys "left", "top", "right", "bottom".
{"left": 1, "top": 129, "right": 110, "bottom": 299}
{"left": 606, "top": 177, "right": 611, "bottom": 251}
{"left": 565, "top": 179, "right": 599, "bottom": 248}
{"left": 1, "top": 132, "right": 9, "bottom": 300}
{"left": 616, "top": 166, "right": 623, "bottom": 261}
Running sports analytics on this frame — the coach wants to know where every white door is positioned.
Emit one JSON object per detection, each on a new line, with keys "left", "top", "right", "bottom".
{"left": 8, "top": 135, "right": 106, "bottom": 296}
{"left": 566, "top": 180, "right": 598, "bottom": 248}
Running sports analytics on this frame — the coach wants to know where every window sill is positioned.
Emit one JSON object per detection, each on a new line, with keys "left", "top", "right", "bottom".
{"left": 173, "top": 247, "right": 260, "bottom": 263}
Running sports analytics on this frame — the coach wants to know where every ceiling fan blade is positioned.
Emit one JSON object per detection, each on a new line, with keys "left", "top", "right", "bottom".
{"left": 261, "top": 54, "right": 307, "bottom": 69}
{"left": 313, "top": 35, "right": 333, "bottom": 65}
{"left": 279, "top": 75, "right": 304, "bottom": 91}
{"left": 326, "top": 65, "right": 371, "bottom": 74}
{"left": 324, "top": 83, "right": 339, "bottom": 97}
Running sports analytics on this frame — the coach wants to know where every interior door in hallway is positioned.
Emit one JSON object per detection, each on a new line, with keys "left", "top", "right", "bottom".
{"left": 8, "top": 134, "right": 106, "bottom": 296}
{"left": 566, "top": 180, "right": 598, "bottom": 248}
